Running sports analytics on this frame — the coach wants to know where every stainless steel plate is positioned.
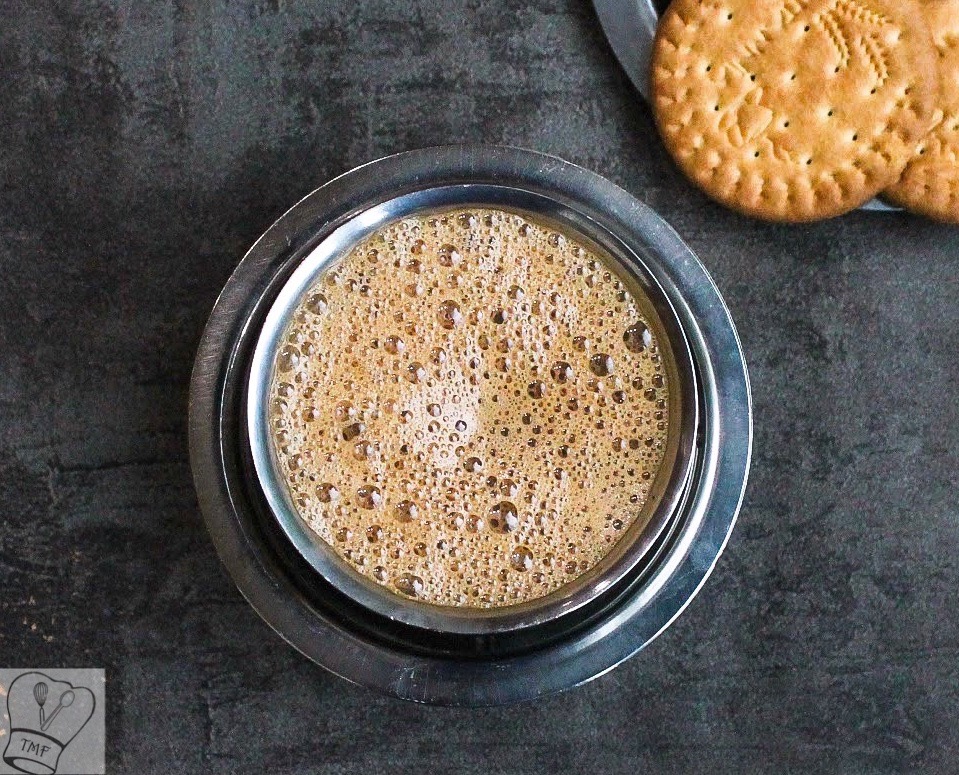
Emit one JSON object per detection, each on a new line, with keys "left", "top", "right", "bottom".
{"left": 189, "top": 145, "right": 752, "bottom": 705}
{"left": 592, "top": 0, "right": 897, "bottom": 212}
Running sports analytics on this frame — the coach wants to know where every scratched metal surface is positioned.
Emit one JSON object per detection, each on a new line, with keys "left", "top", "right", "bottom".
{"left": 1, "top": 1, "right": 957, "bottom": 772}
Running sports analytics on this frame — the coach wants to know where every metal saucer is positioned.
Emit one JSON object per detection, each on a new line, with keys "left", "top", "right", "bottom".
{"left": 189, "top": 145, "right": 752, "bottom": 705}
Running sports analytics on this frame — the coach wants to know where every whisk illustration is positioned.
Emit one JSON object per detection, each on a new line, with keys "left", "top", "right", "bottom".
{"left": 33, "top": 681, "right": 48, "bottom": 726}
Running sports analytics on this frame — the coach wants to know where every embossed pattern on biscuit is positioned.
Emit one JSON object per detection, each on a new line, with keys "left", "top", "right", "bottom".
{"left": 652, "top": 0, "right": 939, "bottom": 221}
{"left": 884, "top": 0, "right": 959, "bottom": 223}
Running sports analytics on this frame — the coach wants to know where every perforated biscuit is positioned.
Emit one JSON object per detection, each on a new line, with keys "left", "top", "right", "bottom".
{"left": 883, "top": 0, "right": 959, "bottom": 223}
{"left": 652, "top": 0, "right": 940, "bottom": 222}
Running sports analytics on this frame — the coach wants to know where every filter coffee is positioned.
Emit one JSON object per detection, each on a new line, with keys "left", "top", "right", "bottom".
{"left": 268, "top": 208, "right": 674, "bottom": 608}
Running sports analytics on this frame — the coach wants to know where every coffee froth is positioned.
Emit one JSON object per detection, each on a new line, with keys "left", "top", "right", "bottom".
{"left": 268, "top": 208, "right": 674, "bottom": 608}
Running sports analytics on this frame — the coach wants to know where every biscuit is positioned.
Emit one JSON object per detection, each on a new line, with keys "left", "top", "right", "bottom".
{"left": 883, "top": 0, "right": 959, "bottom": 223}
{"left": 651, "top": 0, "right": 940, "bottom": 222}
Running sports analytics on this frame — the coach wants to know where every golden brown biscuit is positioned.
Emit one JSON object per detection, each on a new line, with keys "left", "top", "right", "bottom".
{"left": 883, "top": 0, "right": 959, "bottom": 223}
{"left": 651, "top": 0, "right": 940, "bottom": 222}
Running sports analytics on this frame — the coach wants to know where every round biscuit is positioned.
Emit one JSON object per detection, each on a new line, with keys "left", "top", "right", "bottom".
{"left": 883, "top": 0, "right": 959, "bottom": 223}
{"left": 651, "top": 0, "right": 940, "bottom": 222}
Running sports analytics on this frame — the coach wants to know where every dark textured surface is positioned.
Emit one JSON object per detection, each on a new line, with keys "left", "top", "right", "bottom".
{"left": 1, "top": 1, "right": 957, "bottom": 772}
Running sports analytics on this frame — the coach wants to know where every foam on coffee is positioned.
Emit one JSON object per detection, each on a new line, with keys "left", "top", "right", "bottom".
{"left": 268, "top": 208, "right": 673, "bottom": 608}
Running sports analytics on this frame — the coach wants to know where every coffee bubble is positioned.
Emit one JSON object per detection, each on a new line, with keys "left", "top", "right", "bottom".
{"left": 385, "top": 335, "right": 405, "bottom": 354}
{"left": 394, "top": 500, "right": 418, "bottom": 523}
{"left": 356, "top": 485, "right": 383, "bottom": 510}
{"left": 589, "top": 353, "right": 614, "bottom": 377}
{"left": 527, "top": 381, "right": 546, "bottom": 399}
{"left": 277, "top": 345, "right": 301, "bottom": 372}
{"left": 395, "top": 573, "right": 424, "bottom": 597}
{"left": 316, "top": 483, "right": 339, "bottom": 503}
{"left": 489, "top": 501, "right": 519, "bottom": 533}
{"left": 334, "top": 401, "right": 357, "bottom": 422}
{"left": 305, "top": 293, "right": 328, "bottom": 315}
{"left": 438, "top": 300, "right": 463, "bottom": 329}
{"left": 510, "top": 545, "right": 534, "bottom": 572}
{"left": 624, "top": 322, "right": 652, "bottom": 353}
{"left": 406, "top": 362, "right": 427, "bottom": 384}
{"left": 438, "top": 244, "right": 461, "bottom": 267}
{"left": 550, "top": 361, "right": 573, "bottom": 383}
{"left": 342, "top": 422, "right": 366, "bottom": 441}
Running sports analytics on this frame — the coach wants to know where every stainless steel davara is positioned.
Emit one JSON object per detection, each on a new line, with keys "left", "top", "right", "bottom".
{"left": 189, "top": 145, "right": 752, "bottom": 705}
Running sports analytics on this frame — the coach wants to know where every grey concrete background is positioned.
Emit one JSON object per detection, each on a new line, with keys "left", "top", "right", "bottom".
{"left": 1, "top": 1, "right": 957, "bottom": 773}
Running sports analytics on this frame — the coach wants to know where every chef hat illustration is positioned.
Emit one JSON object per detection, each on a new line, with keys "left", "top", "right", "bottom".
{"left": 3, "top": 672, "right": 95, "bottom": 775}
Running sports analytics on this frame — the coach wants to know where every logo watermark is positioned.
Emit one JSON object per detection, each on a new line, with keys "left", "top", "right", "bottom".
{"left": 0, "top": 670, "right": 104, "bottom": 775}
